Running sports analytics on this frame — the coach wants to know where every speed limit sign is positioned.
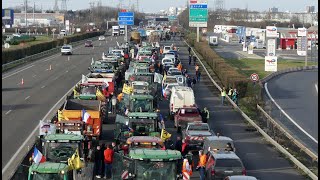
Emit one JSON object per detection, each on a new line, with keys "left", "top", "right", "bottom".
{"left": 250, "top": 73, "right": 259, "bottom": 82}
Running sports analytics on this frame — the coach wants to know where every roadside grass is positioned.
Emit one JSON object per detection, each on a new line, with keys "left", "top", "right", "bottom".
{"left": 4, "top": 36, "right": 54, "bottom": 50}
{"left": 225, "top": 58, "right": 317, "bottom": 79}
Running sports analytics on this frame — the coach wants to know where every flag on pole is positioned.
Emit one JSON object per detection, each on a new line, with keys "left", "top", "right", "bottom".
{"left": 33, "top": 147, "right": 46, "bottom": 164}
{"left": 160, "top": 128, "right": 171, "bottom": 141}
{"left": 58, "top": 110, "right": 69, "bottom": 121}
{"left": 81, "top": 74, "right": 88, "bottom": 83}
{"left": 96, "top": 89, "right": 106, "bottom": 102}
{"left": 82, "top": 109, "right": 91, "bottom": 124}
{"left": 68, "top": 149, "right": 84, "bottom": 170}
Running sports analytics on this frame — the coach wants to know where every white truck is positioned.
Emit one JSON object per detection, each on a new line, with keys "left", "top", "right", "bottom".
{"left": 209, "top": 36, "right": 218, "bottom": 46}
{"left": 169, "top": 86, "right": 195, "bottom": 115}
{"left": 112, "top": 26, "right": 120, "bottom": 36}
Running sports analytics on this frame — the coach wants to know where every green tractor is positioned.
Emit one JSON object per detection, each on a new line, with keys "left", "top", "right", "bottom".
{"left": 41, "top": 134, "right": 85, "bottom": 164}
{"left": 118, "top": 94, "right": 154, "bottom": 114}
{"left": 114, "top": 112, "right": 160, "bottom": 143}
{"left": 113, "top": 149, "right": 183, "bottom": 180}
{"left": 28, "top": 162, "right": 71, "bottom": 180}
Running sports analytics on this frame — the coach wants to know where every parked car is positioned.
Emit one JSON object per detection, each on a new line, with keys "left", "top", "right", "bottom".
{"left": 98, "top": 35, "right": 105, "bottom": 41}
{"left": 85, "top": 40, "right": 93, "bottom": 47}
{"left": 61, "top": 45, "right": 72, "bottom": 55}
{"left": 205, "top": 151, "right": 246, "bottom": 179}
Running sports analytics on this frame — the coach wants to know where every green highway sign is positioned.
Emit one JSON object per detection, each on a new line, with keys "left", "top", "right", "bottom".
{"left": 189, "top": 0, "right": 208, "bottom": 27}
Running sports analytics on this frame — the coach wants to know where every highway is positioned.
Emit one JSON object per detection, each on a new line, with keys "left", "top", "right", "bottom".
{"left": 2, "top": 35, "right": 123, "bottom": 170}
{"left": 165, "top": 37, "right": 305, "bottom": 179}
{"left": 265, "top": 70, "right": 318, "bottom": 154}
{"left": 4, "top": 35, "right": 306, "bottom": 179}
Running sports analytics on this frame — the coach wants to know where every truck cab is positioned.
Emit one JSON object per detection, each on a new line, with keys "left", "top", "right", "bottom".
{"left": 88, "top": 60, "right": 115, "bottom": 73}
{"left": 112, "top": 26, "right": 120, "bottom": 36}
{"left": 114, "top": 112, "right": 160, "bottom": 142}
{"left": 41, "top": 134, "right": 84, "bottom": 164}
{"left": 28, "top": 162, "right": 70, "bottom": 180}
{"left": 113, "top": 149, "right": 182, "bottom": 180}
{"left": 131, "top": 81, "right": 150, "bottom": 95}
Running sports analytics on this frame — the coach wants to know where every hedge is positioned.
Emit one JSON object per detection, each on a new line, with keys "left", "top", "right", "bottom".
{"left": 2, "top": 31, "right": 105, "bottom": 65}
{"left": 185, "top": 32, "right": 249, "bottom": 97}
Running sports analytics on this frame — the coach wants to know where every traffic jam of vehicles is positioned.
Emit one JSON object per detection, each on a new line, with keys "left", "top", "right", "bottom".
{"left": 28, "top": 23, "right": 257, "bottom": 180}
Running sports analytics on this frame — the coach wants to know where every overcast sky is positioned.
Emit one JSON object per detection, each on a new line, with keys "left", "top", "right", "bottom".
{"left": 2, "top": 0, "right": 318, "bottom": 13}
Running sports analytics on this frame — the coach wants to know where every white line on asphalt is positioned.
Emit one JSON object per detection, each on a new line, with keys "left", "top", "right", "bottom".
{"left": 5, "top": 110, "right": 12, "bottom": 115}
{"left": 2, "top": 74, "right": 89, "bottom": 175}
{"left": 41, "top": 85, "right": 46, "bottom": 88}
{"left": 32, "top": 75, "right": 36, "bottom": 78}
{"left": 66, "top": 70, "right": 69, "bottom": 73}
{"left": 315, "top": 84, "right": 318, "bottom": 93}
{"left": 53, "top": 77, "right": 58, "bottom": 80}
{"left": 265, "top": 82, "right": 318, "bottom": 144}
{"left": 24, "top": 96, "right": 30, "bottom": 100}
{"left": 2, "top": 65, "right": 35, "bottom": 80}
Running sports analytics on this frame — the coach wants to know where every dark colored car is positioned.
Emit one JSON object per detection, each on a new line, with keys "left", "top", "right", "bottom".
{"left": 205, "top": 152, "right": 246, "bottom": 179}
{"left": 85, "top": 40, "right": 93, "bottom": 47}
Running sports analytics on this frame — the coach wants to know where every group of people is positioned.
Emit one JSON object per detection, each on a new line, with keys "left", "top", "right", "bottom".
{"left": 221, "top": 86, "right": 239, "bottom": 106}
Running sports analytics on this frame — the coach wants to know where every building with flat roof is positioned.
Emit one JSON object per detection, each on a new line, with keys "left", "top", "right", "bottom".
{"left": 13, "top": 13, "right": 64, "bottom": 27}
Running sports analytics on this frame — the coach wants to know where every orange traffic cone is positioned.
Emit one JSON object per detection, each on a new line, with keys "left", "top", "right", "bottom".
{"left": 21, "top": 78, "right": 24, "bottom": 85}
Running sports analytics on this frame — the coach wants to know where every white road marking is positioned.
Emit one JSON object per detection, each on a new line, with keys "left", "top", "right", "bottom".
{"left": 2, "top": 65, "right": 35, "bottom": 80}
{"left": 265, "top": 82, "right": 318, "bottom": 144}
{"left": 315, "top": 84, "right": 318, "bottom": 93}
{"left": 53, "top": 77, "right": 59, "bottom": 80}
{"left": 24, "top": 96, "right": 30, "bottom": 100}
{"left": 5, "top": 110, "right": 12, "bottom": 115}
{"left": 66, "top": 70, "right": 69, "bottom": 73}
{"left": 32, "top": 75, "right": 36, "bottom": 78}
{"left": 41, "top": 85, "right": 46, "bottom": 88}
{"left": 2, "top": 73, "right": 89, "bottom": 175}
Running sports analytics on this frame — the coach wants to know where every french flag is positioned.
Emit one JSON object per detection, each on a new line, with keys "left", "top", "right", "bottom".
{"left": 33, "top": 147, "right": 46, "bottom": 164}
{"left": 82, "top": 109, "right": 91, "bottom": 124}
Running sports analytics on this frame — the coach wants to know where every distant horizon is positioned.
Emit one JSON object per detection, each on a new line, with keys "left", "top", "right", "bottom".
{"left": 2, "top": 0, "right": 318, "bottom": 13}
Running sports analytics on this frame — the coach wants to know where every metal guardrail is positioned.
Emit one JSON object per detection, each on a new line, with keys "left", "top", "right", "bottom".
{"left": 183, "top": 40, "right": 318, "bottom": 180}
{"left": 1, "top": 75, "right": 88, "bottom": 179}
{"left": 257, "top": 104, "right": 318, "bottom": 162}
{"left": 2, "top": 36, "right": 100, "bottom": 72}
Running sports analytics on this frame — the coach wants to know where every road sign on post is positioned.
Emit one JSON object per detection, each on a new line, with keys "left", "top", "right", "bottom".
{"left": 118, "top": 12, "right": 134, "bottom": 25}
{"left": 189, "top": 0, "right": 208, "bottom": 27}
{"left": 265, "top": 56, "right": 278, "bottom": 72}
{"left": 267, "top": 39, "right": 276, "bottom": 56}
{"left": 189, "top": 0, "right": 208, "bottom": 43}
{"left": 250, "top": 73, "right": 259, "bottom": 82}
{"left": 118, "top": 11, "right": 134, "bottom": 42}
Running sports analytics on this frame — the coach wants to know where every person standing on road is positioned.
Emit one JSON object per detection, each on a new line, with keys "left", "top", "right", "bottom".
{"left": 175, "top": 136, "right": 182, "bottom": 152}
{"left": 94, "top": 145, "right": 103, "bottom": 178}
{"left": 182, "top": 158, "right": 192, "bottom": 178}
{"left": 228, "top": 87, "right": 233, "bottom": 97}
{"left": 188, "top": 55, "right": 192, "bottom": 65}
{"left": 197, "top": 70, "right": 201, "bottom": 82}
{"left": 188, "top": 47, "right": 191, "bottom": 55}
{"left": 191, "top": 77, "right": 197, "bottom": 88}
{"left": 103, "top": 144, "right": 114, "bottom": 179}
{"left": 195, "top": 64, "right": 199, "bottom": 76}
{"left": 111, "top": 95, "right": 117, "bottom": 114}
{"left": 221, "top": 87, "right": 227, "bottom": 106}
{"left": 197, "top": 150, "right": 207, "bottom": 180}
{"left": 201, "top": 107, "right": 210, "bottom": 123}
{"left": 232, "top": 88, "right": 239, "bottom": 105}
{"left": 111, "top": 142, "right": 119, "bottom": 153}
{"left": 193, "top": 55, "right": 197, "bottom": 65}
{"left": 181, "top": 139, "right": 189, "bottom": 157}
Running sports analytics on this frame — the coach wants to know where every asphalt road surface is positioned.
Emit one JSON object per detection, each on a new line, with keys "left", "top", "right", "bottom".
{"left": 265, "top": 70, "right": 318, "bottom": 154}
{"left": 2, "top": 35, "right": 124, "bottom": 169}
{"left": 168, "top": 37, "right": 305, "bottom": 179}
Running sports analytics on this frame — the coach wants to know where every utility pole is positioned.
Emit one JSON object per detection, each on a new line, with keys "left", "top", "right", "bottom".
{"left": 136, "top": 0, "right": 139, "bottom": 12}
{"left": 25, "top": 0, "right": 28, "bottom": 27}
{"left": 33, "top": 2, "right": 35, "bottom": 25}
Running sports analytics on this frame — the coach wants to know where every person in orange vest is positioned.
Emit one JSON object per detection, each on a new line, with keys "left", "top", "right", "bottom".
{"left": 197, "top": 150, "right": 207, "bottom": 180}
{"left": 182, "top": 158, "right": 192, "bottom": 178}
{"left": 177, "top": 63, "right": 182, "bottom": 71}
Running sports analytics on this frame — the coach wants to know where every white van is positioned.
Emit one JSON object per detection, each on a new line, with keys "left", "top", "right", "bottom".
{"left": 169, "top": 86, "right": 195, "bottom": 115}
